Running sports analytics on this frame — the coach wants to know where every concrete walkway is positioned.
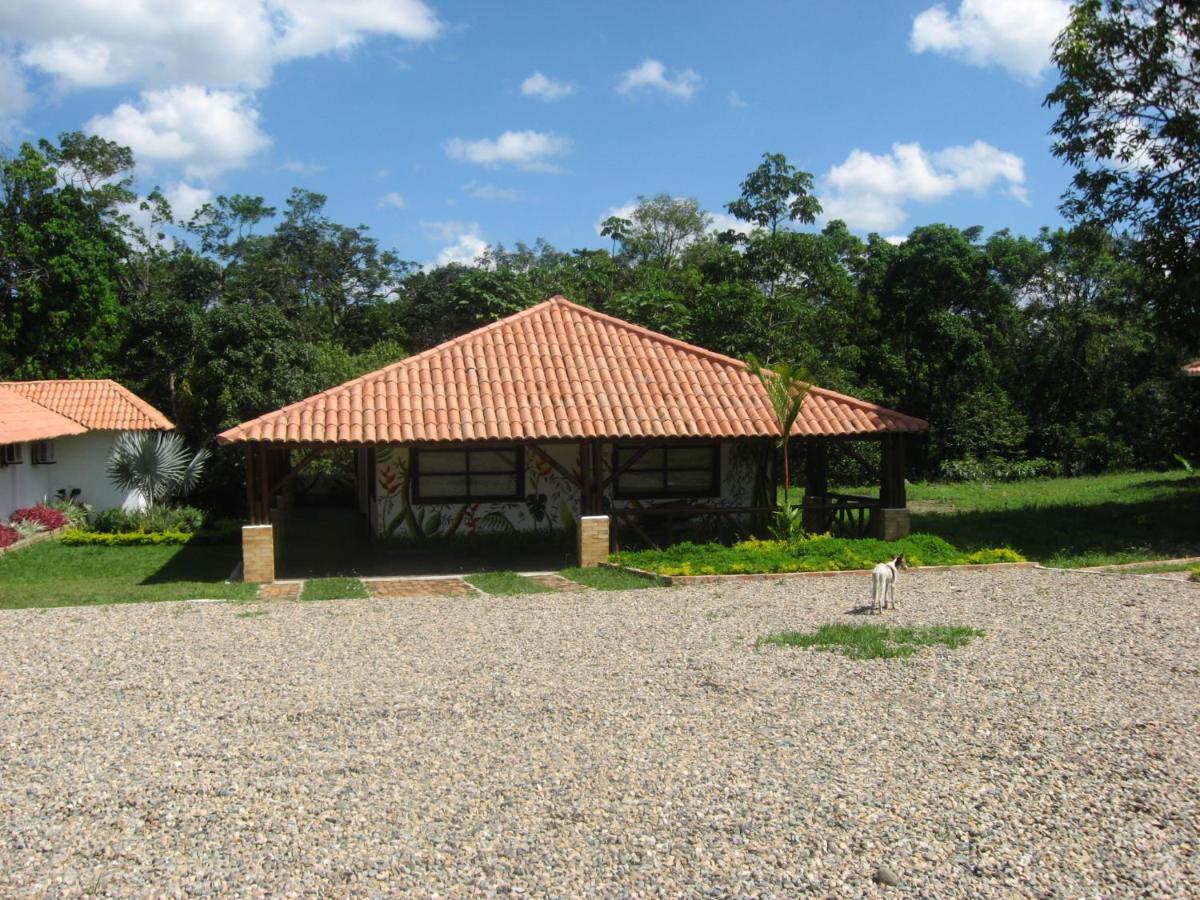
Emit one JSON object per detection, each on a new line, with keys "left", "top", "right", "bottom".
{"left": 256, "top": 571, "right": 593, "bottom": 602}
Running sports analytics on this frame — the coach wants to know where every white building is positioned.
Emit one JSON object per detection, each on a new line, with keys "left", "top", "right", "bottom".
{"left": 0, "top": 380, "right": 174, "bottom": 518}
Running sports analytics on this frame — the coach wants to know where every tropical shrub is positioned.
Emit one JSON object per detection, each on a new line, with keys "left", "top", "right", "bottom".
{"left": 106, "top": 431, "right": 209, "bottom": 508}
{"left": 89, "top": 505, "right": 206, "bottom": 534}
{"left": 938, "top": 456, "right": 1062, "bottom": 483}
{"left": 48, "top": 497, "right": 91, "bottom": 529}
{"left": 61, "top": 523, "right": 239, "bottom": 546}
{"left": 615, "top": 533, "right": 1023, "bottom": 576}
{"left": 0, "top": 523, "right": 19, "bottom": 548}
{"left": 10, "top": 504, "right": 69, "bottom": 531}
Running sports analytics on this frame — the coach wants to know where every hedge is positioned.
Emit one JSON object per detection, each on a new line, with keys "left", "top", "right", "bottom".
{"left": 61, "top": 526, "right": 240, "bottom": 547}
{"left": 613, "top": 533, "right": 1023, "bottom": 576}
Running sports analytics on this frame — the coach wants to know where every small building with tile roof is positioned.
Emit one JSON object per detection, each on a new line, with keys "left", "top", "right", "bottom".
{"left": 0, "top": 379, "right": 173, "bottom": 518}
{"left": 1184, "top": 360, "right": 1200, "bottom": 377}
{"left": 219, "top": 296, "right": 928, "bottom": 581}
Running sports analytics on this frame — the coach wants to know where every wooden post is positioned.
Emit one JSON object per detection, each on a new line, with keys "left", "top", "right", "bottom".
{"left": 579, "top": 441, "right": 593, "bottom": 516}
{"left": 802, "top": 439, "right": 829, "bottom": 533}
{"left": 258, "top": 444, "right": 270, "bottom": 524}
{"left": 880, "top": 434, "right": 906, "bottom": 509}
{"left": 245, "top": 444, "right": 257, "bottom": 523}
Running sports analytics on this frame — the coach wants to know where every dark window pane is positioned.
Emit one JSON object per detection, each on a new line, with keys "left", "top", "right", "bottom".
{"left": 667, "top": 469, "right": 714, "bottom": 491}
{"left": 470, "top": 449, "right": 517, "bottom": 472}
{"left": 471, "top": 473, "right": 519, "bottom": 497}
{"left": 668, "top": 447, "right": 714, "bottom": 468}
{"left": 620, "top": 471, "right": 664, "bottom": 493}
{"left": 420, "top": 475, "right": 468, "bottom": 497}
{"left": 622, "top": 447, "right": 664, "bottom": 470}
{"left": 420, "top": 451, "right": 467, "bottom": 474}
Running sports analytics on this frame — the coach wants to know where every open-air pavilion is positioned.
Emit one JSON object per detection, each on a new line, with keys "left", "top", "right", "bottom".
{"left": 217, "top": 296, "right": 928, "bottom": 582}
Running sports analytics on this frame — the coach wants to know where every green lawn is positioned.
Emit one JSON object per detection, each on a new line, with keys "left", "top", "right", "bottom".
{"left": 465, "top": 571, "right": 551, "bottom": 595}
{"left": 792, "top": 470, "right": 1198, "bottom": 567}
{"left": 0, "top": 542, "right": 255, "bottom": 610}
{"left": 559, "top": 566, "right": 665, "bottom": 590}
{"left": 300, "top": 577, "right": 368, "bottom": 601}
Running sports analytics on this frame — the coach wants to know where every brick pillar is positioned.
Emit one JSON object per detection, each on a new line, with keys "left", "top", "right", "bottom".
{"left": 577, "top": 515, "right": 610, "bottom": 567}
{"left": 872, "top": 508, "right": 911, "bottom": 541}
{"left": 242, "top": 524, "right": 275, "bottom": 583}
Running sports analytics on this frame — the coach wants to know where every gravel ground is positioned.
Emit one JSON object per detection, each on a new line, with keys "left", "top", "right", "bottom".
{"left": 0, "top": 568, "right": 1197, "bottom": 897}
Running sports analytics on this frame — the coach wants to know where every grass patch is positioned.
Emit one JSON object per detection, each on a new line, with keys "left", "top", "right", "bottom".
{"left": 812, "top": 471, "right": 1198, "bottom": 568}
{"left": 614, "top": 533, "right": 1020, "bottom": 576}
{"left": 300, "top": 577, "right": 368, "bottom": 602}
{"left": 559, "top": 566, "right": 666, "bottom": 590}
{"left": 464, "top": 571, "right": 551, "bottom": 596}
{"left": 758, "top": 623, "right": 985, "bottom": 660}
{"left": 0, "top": 541, "right": 256, "bottom": 610}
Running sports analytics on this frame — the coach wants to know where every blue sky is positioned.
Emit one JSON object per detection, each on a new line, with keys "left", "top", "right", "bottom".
{"left": 0, "top": 0, "right": 1076, "bottom": 264}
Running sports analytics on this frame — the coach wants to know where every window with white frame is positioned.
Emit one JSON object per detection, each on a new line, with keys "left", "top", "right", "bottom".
{"left": 0, "top": 443, "right": 22, "bottom": 466}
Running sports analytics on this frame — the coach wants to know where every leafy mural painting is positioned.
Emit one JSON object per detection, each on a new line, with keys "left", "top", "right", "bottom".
{"left": 373, "top": 444, "right": 581, "bottom": 540}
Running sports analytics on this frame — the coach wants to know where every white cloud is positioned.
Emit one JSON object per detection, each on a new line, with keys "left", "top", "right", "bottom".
{"left": 910, "top": 0, "right": 1070, "bottom": 82}
{"left": 378, "top": 191, "right": 406, "bottom": 209}
{"left": 520, "top": 71, "right": 574, "bottom": 101}
{"left": 727, "top": 90, "right": 747, "bottom": 109}
{"left": 884, "top": 235, "right": 908, "bottom": 246}
{"left": 707, "top": 212, "right": 752, "bottom": 238}
{"left": 0, "top": 52, "right": 31, "bottom": 133}
{"left": 821, "top": 140, "right": 1027, "bottom": 232}
{"left": 424, "top": 220, "right": 488, "bottom": 267}
{"left": 463, "top": 181, "right": 520, "bottom": 202}
{"left": 165, "top": 181, "right": 214, "bottom": 222}
{"left": 616, "top": 59, "right": 701, "bottom": 101}
{"left": 86, "top": 85, "right": 271, "bottom": 177}
{"left": 446, "top": 129, "right": 572, "bottom": 173}
{"left": 1, "top": 0, "right": 441, "bottom": 91}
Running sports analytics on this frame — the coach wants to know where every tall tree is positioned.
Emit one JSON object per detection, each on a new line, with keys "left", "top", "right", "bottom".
{"left": 726, "top": 152, "right": 821, "bottom": 236}
{"left": 0, "top": 133, "right": 135, "bottom": 378}
{"left": 1046, "top": 0, "right": 1200, "bottom": 330}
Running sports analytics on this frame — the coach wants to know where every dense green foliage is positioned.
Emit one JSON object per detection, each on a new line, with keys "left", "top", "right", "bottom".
{"left": 0, "top": 541, "right": 254, "bottom": 608}
{"left": 757, "top": 623, "right": 985, "bottom": 660}
{"left": 615, "top": 533, "right": 1022, "bottom": 576}
{"left": 2, "top": 129, "right": 1197, "bottom": 515}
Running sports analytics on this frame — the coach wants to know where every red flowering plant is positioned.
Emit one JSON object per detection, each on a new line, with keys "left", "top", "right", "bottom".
{"left": 10, "top": 504, "right": 69, "bottom": 531}
{"left": 0, "top": 523, "right": 18, "bottom": 548}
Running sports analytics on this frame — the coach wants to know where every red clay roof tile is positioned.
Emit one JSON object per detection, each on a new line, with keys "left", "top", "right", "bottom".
{"left": 218, "top": 296, "right": 928, "bottom": 445}
{"left": 1, "top": 379, "right": 172, "bottom": 444}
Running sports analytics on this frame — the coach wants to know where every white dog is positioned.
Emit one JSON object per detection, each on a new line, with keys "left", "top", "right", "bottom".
{"left": 870, "top": 555, "right": 908, "bottom": 614}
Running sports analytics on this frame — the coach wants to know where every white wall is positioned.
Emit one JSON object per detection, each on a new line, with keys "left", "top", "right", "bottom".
{"left": 0, "top": 431, "right": 146, "bottom": 519}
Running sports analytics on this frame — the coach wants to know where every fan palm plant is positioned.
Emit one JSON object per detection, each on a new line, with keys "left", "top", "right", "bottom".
{"left": 106, "top": 431, "right": 210, "bottom": 509}
{"left": 747, "top": 355, "right": 811, "bottom": 535}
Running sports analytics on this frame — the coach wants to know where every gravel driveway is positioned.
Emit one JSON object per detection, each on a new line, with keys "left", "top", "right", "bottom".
{"left": 1, "top": 568, "right": 1197, "bottom": 897}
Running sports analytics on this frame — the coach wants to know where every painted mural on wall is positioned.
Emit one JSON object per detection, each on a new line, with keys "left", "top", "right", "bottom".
{"left": 374, "top": 444, "right": 581, "bottom": 540}
{"left": 372, "top": 441, "right": 770, "bottom": 541}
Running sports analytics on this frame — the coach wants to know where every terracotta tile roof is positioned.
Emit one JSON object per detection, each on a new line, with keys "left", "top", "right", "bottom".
{"left": 0, "top": 379, "right": 173, "bottom": 444}
{"left": 1184, "top": 360, "right": 1200, "bottom": 376}
{"left": 0, "top": 388, "right": 86, "bottom": 444}
{"left": 218, "top": 296, "right": 929, "bottom": 445}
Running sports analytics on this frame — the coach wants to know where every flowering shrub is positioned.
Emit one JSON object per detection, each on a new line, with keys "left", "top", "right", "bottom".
{"left": 10, "top": 504, "right": 69, "bottom": 531}
{"left": 0, "top": 523, "right": 19, "bottom": 549}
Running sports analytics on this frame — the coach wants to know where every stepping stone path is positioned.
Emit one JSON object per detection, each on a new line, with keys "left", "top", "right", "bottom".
{"left": 364, "top": 578, "right": 477, "bottom": 599}
{"left": 526, "top": 573, "right": 589, "bottom": 592}
{"left": 256, "top": 582, "right": 301, "bottom": 601}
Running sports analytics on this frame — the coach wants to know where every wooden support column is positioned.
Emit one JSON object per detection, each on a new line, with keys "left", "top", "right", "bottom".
{"left": 258, "top": 444, "right": 270, "bottom": 524}
{"left": 880, "top": 434, "right": 906, "bottom": 509}
{"left": 579, "top": 441, "right": 594, "bottom": 516}
{"left": 802, "top": 439, "right": 829, "bottom": 533}
{"left": 245, "top": 444, "right": 258, "bottom": 523}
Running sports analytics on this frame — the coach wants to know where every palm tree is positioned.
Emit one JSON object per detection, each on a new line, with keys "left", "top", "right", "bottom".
{"left": 107, "top": 431, "right": 209, "bottom": 509}
{"left": 747, "top": 355, "right": 811, "bottom": 527}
